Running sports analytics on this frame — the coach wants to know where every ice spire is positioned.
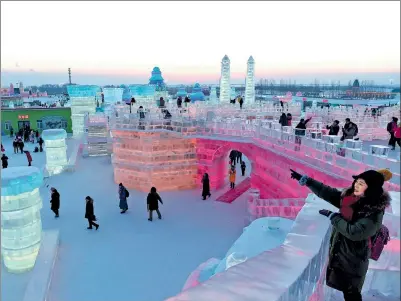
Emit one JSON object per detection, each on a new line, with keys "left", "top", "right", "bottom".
{"left": 245, "top": 56, "right": 255, "bottom": 104}
{"left": 219, "top": 55, "right": 231, "bottom": 103}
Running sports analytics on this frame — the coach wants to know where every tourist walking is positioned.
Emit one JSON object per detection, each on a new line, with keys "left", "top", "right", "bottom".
{"left": 147, "top": 187, "right": 163, "bottom": 221}
{"left": 159, "top": 97, "right": 165, "bottom": 108}
{"left": 290, "top": 168, "right": 391, "bottom": 301}
{"left": 229, "top": 166, "right": 236, "bottom": 189}
{"left": 13, "top": 139, "right": 18, "bottom": 154}
{"left": 238, "top": 96, "right": 244, "bottom": 109}
{"left": 50, "top": 187, "right": 60, "bottom": 218}
{"left": 118, "top": 183, "right": 129, "bottom": 214}
{"left": 240, "top": 161, "right": 246, "bottom": 176}
{"left": 236, "top": 151, "right": 242, "bottom": 163}
{"left": 1, "top": 154, "right": 9, "bottom": 169}
{"left": 38, "top": 137, "right": 44, "bottom": 152}
{"left": 18, "top": 140, "right": 24, "bottom": 153}
{"left": 387, "top": 117, "right": 398, "bottom": 150}
{"left": 24, "top": 150, "right": 32, "bottom": 166}
{"left": 201, "top": 173, "right": 211, "bottom": 200}
{"left": 85, "top": 196, "right": 99, "bottom": 230}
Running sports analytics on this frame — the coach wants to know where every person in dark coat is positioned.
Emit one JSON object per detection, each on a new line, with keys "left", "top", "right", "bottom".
{"left": 1, "top": 154, "right": 9, "bottom": 169}
{"left": 35, "top": 130, "right": 39, "bottom": 141}
{"left": 201, "top": 173, "right": 211, "bottom": 200}
{"left": 159, "top": 97, "right": 165, "bottom": 108}
{"left": 18, "top": 140, "right": 24, "bottom": 153}
{"left": 147, "top": 187, "right": 163, "bottom": 221}
{"left": 294, "top": 117, "right": 311, "bottom": 136}
{"left": 239, "top": 96, "right": 244, "bottom": 109}
{"left": 85, "top": 196, "right": 99, "bottom": 230}
{"left": 240, "top": 161, "right": 246, "bottom": 176}
{"left": 184, "top": 96, "right": 191, "bottom": 106}
{"left": 50, "top": 187, "right": 60, "bottom": 218}
{"left": 326, "top": 120, "right": 340, "bottom": 136}
{"left": 177, "top": 96, "right": 182, "bottom": 108}
{"left": 387, "top": 117, "right": 398, "bottom": 150}
{"left": 279, "top": 113, "right": 288, "bottom": 127}
{"left": 236, "top": 151, "right": 242, "bottom": 163}
{"left": 341, "top": 118, "right": 358, "bottom": 141}
{"left": 118, "top": 183, "right": 128, "bottom": 214}
{"left": 38, "top": 137, "right": 44, "bottom": 152}
{"left": 290, "top": 168, "right": 391, "bottom": 301}
{"left": 13, "top": 139, "right": 18, "bottom": 154}
{"left": 229, "top": 150, "right": 237, "bottom": 166}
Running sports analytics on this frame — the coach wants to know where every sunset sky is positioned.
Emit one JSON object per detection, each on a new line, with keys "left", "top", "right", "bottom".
{"left": 1, "top": 1, "right": 400, "bottom": 86}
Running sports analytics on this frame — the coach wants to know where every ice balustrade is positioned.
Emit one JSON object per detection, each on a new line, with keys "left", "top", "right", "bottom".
{"left": 83, "top": 113, "right": 110, "bottom": 157}
{"left": 103, "top": 87, "right": 124, "bottom": 105}
{"left": 110, "top": 106, "right": 400, "bottom": 191}
{"left": 305, "top": 106, "right": 394, "bottom": 140}
{"left": 166, "top": 198, "right": 335, "bottom": 301}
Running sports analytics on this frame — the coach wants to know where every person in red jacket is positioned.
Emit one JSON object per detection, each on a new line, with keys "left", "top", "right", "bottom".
{"left": 24, "top": 150, "right": 32, "bottom": 166}
{"left": 394, "top": 122, "right": 401, "bottom": 148}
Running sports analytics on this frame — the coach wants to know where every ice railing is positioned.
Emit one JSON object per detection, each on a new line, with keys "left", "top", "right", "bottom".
{"left": 83, "top": 113, "right": 110, "bottom": 157}
{"left": 110, "top": 108, "right": 400, "bottom": 190}
{"left": 166, "top": 197, "right": 334, "bottom": 301}
{"left": 305, "top": 106, "right": 399, "bottom": 140}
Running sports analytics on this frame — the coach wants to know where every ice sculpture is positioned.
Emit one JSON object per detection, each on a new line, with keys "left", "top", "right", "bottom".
{"left": 1, "top": 166, "right": 43, "bottom": 273}
{"left": 209, "top": 86, "right": 218, "bottom": 102}
{"left": 84, "top": 114, "right": 110, "bottom": 156}
{"left": 41, "top": 129, "right": 68, "bottom": 175}
{"left": 230, "top": 87, "right": 237, "bottom": 100}
{"left": 245, "top": 56, "right": 255, "bottom": 104}
{"left": 67, "top": 85, "right": 99, "bottom": 137}
{"left": 103, "top": 88, "right": 124, "bottom": 105}
{"left": 219, "top": 55, "right": 231, "bottom": 102}
{"left": 112, "top": 131, "right": 198, "bottom": 191}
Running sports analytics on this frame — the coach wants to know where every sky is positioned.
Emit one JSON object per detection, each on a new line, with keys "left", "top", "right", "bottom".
{"left": 1, "top": 1, "right": 400, "bottom": 86}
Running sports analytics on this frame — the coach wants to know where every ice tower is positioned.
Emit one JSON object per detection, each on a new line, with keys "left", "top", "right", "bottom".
{"left": 245, "top": 56, "right": 255, "bottom": 104}
{"left": 1, "top": 167, "right": 43, "bottom": 273}
{"left": 219, "top": 55, "right": 231, "bottom": 102}
{"left": 67, "top": 85, "right": 99, "bottom": 137}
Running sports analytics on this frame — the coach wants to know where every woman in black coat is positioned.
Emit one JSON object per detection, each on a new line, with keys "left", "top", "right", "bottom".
{"left": 278, "top": 113, "right": 288, "bottom": 127}
{"left": 202, "top": 173, "right": 211, "bottom": 200}
{"left": 85, "top": 196, "right": 99, "bottom": 230}
{"left": 290, "top": 169, "right": 391, "bottom": 301}
{"left": 147, "top": 187, "right": 163, "bottom": 221}
{"left": 50, "top": 187, "right": 60, "bottom": 218}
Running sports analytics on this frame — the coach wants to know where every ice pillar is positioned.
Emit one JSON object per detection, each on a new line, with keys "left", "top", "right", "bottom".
{"left": 245, "top": 56, "right": 255, "bottom": 104}
{"left": 219, "top": 55, "right": 231, "bottom": 103}
{"left": 41, "top": 129, "right": 68, "bottom": 175}
{"left": 1, "top": 167, "right": 43, "bottom": 273}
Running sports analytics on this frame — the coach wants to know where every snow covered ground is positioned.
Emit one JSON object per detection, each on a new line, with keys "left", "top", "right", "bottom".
{"left": 1, "top": 137, "right": 253, "bottom": 301}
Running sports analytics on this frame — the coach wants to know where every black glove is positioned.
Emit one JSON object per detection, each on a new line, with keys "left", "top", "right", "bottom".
{"left": 319, "top": 209, "right": 333, "bottom": 217}
{"left": 290, "top": 169, "right": 302, "bottom": 181}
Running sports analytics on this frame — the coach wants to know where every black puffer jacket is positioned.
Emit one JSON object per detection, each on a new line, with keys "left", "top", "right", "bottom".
{"left": 147, "top": 192, "right": 163, "bottom": 211}
{"left": 305, "top": 178, "right": 390, "bottom": 292}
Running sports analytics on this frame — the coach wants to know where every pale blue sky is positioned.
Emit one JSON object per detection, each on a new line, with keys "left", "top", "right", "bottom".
{"left": 1, "top": 1, "right": 400, "bottom": 86}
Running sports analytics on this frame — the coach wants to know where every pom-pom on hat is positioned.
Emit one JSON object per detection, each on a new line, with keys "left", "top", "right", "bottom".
{"left": 352, "top": 169, "right": 392, "bottom": 189}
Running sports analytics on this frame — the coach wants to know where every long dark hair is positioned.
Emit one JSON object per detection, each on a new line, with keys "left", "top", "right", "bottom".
{"left": 85, "top": 196, "right": 93, "bottom": 202}
{"left": 203, "top": 173, "right": 209, "bottom": 180}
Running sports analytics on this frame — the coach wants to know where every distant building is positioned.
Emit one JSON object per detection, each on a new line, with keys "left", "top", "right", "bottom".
{"left": 176, "top": 86, "right": 187, "bottom": 98}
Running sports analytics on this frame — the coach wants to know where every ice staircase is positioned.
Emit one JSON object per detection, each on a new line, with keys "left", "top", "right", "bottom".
{"left": 216, "top": 177, "right": 251, "bottom": 204}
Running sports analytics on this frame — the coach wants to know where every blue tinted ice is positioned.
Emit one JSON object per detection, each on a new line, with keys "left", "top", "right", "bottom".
{"left": 1, "top": 167, "right": 43, "bottom": 197}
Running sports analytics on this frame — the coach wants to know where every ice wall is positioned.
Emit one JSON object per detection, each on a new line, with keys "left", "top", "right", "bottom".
{"left": 84, "top": 114, "right": 110, "bottom": 157}
{"left": 112, "top": 130, "right": 198, "bottom": 191}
